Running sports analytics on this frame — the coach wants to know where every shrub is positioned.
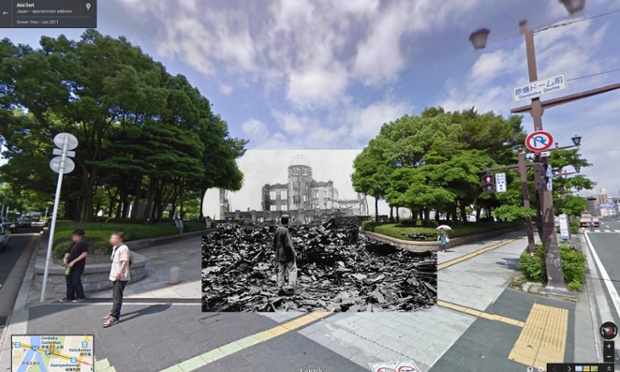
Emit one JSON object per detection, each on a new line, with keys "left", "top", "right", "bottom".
{"left": 519, "top": 243, "right": 586, "bottom": 291}
{"left": 51, "top": 221, "right": 180, "bottom": 259}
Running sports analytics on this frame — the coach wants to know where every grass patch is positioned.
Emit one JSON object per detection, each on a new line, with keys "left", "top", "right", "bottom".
{"left": 361, "top": 220, "right": 523, "bottom": 241}
{"left": 51, "top": 220, "right": 211, "bottom": 264}
{"left": 519, "top": 243, "right": 586, "bottom": 291}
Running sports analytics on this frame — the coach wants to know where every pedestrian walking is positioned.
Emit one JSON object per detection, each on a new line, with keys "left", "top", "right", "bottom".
{"left": 437, "top": 227, "right": 449, "bottom": 251}
{"left": 60, "top": 229, "right": 89, "bottom": 303}
{"left": 273, "top": 214, "right": 297, "bottom": 295}
{"left": 102, "top": 231, "right": 131, "bottom": 328}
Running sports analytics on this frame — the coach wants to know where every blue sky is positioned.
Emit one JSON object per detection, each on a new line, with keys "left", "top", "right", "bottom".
{"left": 3, "top": 0, "right": 620, "bottom": 197}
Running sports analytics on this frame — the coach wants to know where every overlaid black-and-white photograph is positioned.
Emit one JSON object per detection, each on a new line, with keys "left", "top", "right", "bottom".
{"left": 202, "top": 150, "right": 437, "bottom": 312}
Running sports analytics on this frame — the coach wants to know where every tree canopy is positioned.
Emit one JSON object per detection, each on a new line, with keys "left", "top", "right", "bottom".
{"left": 0, "top": 30, "right": 246, "bottom": 221}
{"left": 352, "top": 107, "right": 594, "bottom": 226}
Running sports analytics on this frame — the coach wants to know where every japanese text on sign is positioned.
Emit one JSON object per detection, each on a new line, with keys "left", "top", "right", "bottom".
{"left": 512, "top": 74, "right": 567, "bottom": 103}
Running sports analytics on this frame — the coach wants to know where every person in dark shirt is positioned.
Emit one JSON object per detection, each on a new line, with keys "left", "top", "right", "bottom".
{"left": 60, "top": 229, "right": 89, "bottom": 303}
{"left": 273, "top": 214, "right": 297, "bottom": 295}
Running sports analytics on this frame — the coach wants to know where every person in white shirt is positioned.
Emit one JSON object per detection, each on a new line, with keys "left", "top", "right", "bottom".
{"left": 102, "top": 231, "right": 131, "bottom": 328}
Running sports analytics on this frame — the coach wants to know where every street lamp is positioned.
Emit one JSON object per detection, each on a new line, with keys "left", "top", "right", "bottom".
{"left": 469, "top": 28, "right": 490, "bottom": 50}
{"left": 560, "top": 0, "right": 586, "bottom": 15}
{"left": 574, "top": 165, "right": 581, "bottom": 173}
{"left": 571, "top": 135, "right": 582, "bottom": 147}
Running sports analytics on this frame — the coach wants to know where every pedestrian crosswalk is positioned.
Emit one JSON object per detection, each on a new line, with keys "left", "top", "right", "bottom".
{"left": 587, "top": 229, "right": 620, "bottom": 233}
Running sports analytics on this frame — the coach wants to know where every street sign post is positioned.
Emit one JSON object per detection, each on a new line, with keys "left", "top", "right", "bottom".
{"left": 512, "top": 73, "right": 567, "bottom": 103}
{"left": 545, "top": 164, "right": 553, "bottom": 192}
{"left": 559, "top": 214, "right": 570, "bottom": 240}
{"left": 525, "top": 130, "right": 554, "bottom": 152}
{"left": 41, "top": 133, "right": 78, "bottom": 302}
{"left": 495, "top": 172, "right": 507, "bottom": 193}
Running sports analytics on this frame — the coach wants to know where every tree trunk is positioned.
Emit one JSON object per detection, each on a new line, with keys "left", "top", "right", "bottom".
{"left": 82, "top": 166, "right": 98, "bottom": 222}
{"left": 179, "top": 182, "right": 185, "bottom": 219}
{"left": 459, "top": 202, "right": 468, "bottom": 224}
{"left": 389, "top": 206, "right": 393, "bottom": 222}
{"left": 475, "top": 207, "right": 481, "bottom": 222}
{"left": 423, "top": 208, "right": 431, "bottom": 227}
{"left": 374, "top": 197, "right": 379, "bottom": 222}
{"left": 143, "top": 178, "right": 156, "bottom": 220}
{"left": 395, "top": 207, "right": 399, "bottom": 222}
{"left": 131, "top": 179, "right": 141, "bottom": 219}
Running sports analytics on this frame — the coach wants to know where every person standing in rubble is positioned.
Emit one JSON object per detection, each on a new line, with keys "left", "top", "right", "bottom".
{"left": 273, "top": 214, "right": 297, "bottom": 295}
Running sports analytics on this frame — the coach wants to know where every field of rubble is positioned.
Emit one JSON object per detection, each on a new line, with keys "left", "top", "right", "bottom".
{"left": 202, "top": 220, "right": 437, "bottom": 312}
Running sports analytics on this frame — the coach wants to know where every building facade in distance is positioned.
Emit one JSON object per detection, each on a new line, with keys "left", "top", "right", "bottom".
{"left": 261, "top": 155, "right": 365, "bottom": 216}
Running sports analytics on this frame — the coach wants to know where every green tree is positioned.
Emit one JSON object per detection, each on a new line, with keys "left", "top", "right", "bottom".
{"left": 0, "top": 31, "right": 246, "bottom": 221}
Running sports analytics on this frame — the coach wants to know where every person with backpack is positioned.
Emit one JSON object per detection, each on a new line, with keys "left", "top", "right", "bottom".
{"left": 102, "top": 231, "right": 131, "bottom": 328}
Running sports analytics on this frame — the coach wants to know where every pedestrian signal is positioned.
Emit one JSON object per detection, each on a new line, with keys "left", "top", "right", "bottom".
{"left": 482, "top": 174, "right": 495, "bottom": 193}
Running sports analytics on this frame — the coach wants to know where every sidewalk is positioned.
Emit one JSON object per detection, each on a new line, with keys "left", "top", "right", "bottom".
{"left": 0, "top": 229, "right": 604, "bottom": 371}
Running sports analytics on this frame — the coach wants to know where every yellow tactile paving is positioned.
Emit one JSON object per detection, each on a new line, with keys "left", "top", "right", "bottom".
{"left": 438, "top": 235, "right": 524, "bottom": 271}
{"left": 437, "top": 300, "right": 525, "bottom": 327}
{"left": 508, "top": 303, "right": 568, "bottom": 367}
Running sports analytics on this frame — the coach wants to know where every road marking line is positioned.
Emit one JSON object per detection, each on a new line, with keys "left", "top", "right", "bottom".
{"left": 508, "top": 303, "right": 568, "bottom": 368}
{"left": 160, "top": 312, "right": 331, "bottom": 372}
{"left": 584, "top": 232, "right": 620, "bottom": 321}
{"left": 94, "top": 358, "right": 116, "bottom": 372}
{"left": 438, "top": 235, "right": 524, "bottom": 271}
{"left": 437, "top": 300, "right": 525, "bottom": 327}
{"left": 595, "top": 229, "right": 601, "bottom": 232}
{"left": 604, "top": 229, "right": 611, "bottom": 232}
{"left": 615, "top": 229, "right": 620, "bottom": 233}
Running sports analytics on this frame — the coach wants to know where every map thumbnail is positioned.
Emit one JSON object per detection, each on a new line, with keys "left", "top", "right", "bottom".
{"left": 11, "top": 335, "right": 94, "bottom": 372}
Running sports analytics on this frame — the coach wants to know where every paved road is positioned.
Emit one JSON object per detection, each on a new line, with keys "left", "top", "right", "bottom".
{"left": 0, "top": 232, "right": 36, "bottom": 288}
{"left": 585, "top": 223, "right": 620, "bottom": 328}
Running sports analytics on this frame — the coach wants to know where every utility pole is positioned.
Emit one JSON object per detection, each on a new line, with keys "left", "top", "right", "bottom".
{"left": 521, "top": 20, "right": 571, "bottom": 297}
{"left": 517, "top": 149, "right": 536, "bottom": 253}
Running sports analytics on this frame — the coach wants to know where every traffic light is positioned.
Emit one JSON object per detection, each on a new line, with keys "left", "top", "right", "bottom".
{"left": 482, "top": 174, "right": 495, "bottom": 193}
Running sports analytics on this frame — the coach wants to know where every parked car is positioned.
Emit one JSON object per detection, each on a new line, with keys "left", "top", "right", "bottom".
{"left": 0, "top": 217, "right": 18, "bottom": 233}
{"left": 0, "top": 225, "right": 10, "bottom": 250}
{"left": 31, "top": 215, "right": 41, "bottom": 222}
{"left": 17, "top": 216, "right": 32, "bottom": 228}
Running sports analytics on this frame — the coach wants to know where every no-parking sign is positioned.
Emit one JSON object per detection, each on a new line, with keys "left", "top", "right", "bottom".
{"left": 525, "top": 131, "right": 554, "bottom": 152}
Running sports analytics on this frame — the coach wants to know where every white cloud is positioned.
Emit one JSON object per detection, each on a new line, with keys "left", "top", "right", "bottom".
{"left": 241, "top": 119, "right": 269, "bottom": 142}
{"left": 439, "top": 18, "right": 609, "bottom": 114}
{"left": 286, "top": 66, "right": 349, "bottom": 108}
{"left": 219, "top": 84, "right": 233, "bottom": 95}
{"left": 114, "top": 0, "right": 482, "bottom": 109}
{"left": 348, "top": 99, "right": 411, "bottom": 142}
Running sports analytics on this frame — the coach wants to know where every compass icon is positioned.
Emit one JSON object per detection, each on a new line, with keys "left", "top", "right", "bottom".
{"left": 599, "top": 321, "right": 617, "bottom": 340}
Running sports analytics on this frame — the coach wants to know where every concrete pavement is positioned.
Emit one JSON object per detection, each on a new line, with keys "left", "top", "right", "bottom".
{"left": 1, "top": 228, "right": 615, "bottom": 371}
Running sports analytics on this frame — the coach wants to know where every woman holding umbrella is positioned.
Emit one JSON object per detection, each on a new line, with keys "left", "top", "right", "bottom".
{"left": 437, "top": 225, "right": 450, "bottom": 251}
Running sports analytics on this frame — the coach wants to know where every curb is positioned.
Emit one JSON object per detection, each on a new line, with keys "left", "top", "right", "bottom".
{"left": 363, "top": 225, "right": 526, "bottom": 252}
{"left": 0, "top": 232, "right": 43, "bottom": 370}
{"left": 0, "top": 228, "right": 214, "bottom": 368}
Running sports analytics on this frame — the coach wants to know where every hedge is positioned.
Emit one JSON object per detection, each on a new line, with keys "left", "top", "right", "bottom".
{"left": 361, "top": 220, "right": 523, "bottom": 241}
{"left": 519, "top": 242, "right": 586, "bottom": 291}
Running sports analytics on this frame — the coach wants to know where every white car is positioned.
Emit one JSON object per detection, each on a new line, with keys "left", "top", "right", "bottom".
{"left": 0, "top": 224, "right": 10, "bottom": 250}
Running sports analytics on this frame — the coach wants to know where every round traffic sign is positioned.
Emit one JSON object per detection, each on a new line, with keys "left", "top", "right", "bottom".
{"left": 53, "top": 132, "right": 79, "bottom": 150}
{"left": 525, "top": 131, "right": 554, "bottom": 152}
{"left": 49, "top": 156, "right": 75, "bottom": 174}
